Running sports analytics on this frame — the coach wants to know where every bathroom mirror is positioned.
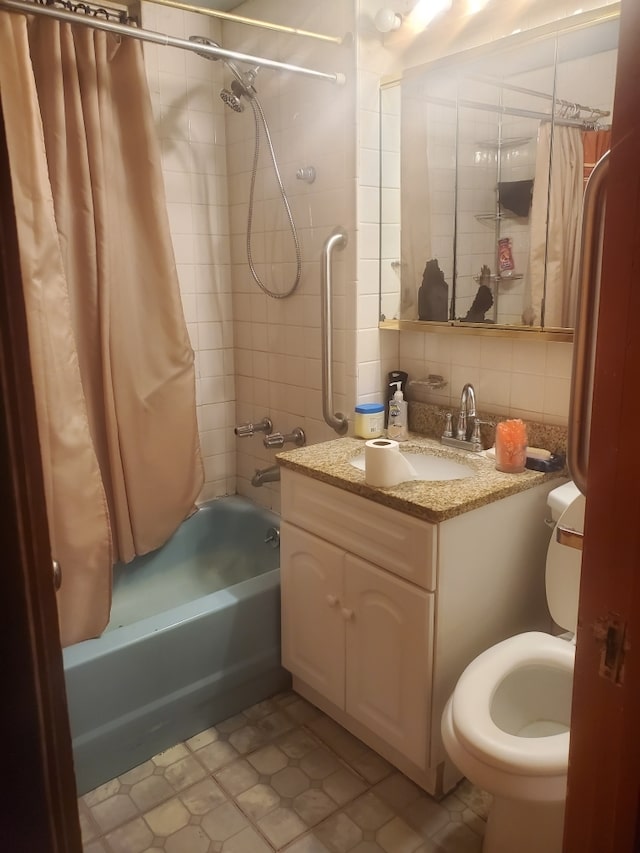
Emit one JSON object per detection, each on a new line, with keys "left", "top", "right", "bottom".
{"left": 379, "top": 8, "right": 619, "bottom": 337}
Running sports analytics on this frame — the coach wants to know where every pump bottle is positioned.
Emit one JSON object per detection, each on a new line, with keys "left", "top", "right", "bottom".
{"left": 387, "top": 382, "right": 408, "bottom": 441}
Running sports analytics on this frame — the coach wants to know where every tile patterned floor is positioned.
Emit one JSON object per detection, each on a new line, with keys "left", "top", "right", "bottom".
{"left": 78, "top": 691, "right": 491, "bottom": 853}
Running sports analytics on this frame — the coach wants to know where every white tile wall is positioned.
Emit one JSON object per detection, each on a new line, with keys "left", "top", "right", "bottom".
{"left": 142, "top": 2, "right": 236, "bottom": 502}
{"left": 223, "top": 0, "right": 358, "bottom": 511}
{"left": 140, "top": 0, "right": 614, "bottom": 512}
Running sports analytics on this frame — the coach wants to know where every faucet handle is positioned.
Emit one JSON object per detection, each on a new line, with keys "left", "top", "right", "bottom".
{"left": 234, "top": 417, "right": 273, "bottom": 438}
{"left": 443, "top": 411, "right": 453, "bottom": 438}
{"left": 456, "top": 411, "right": 467, "bottom": 440}
{"left": 471, "top": 417, "right": 494, "bottom": 445}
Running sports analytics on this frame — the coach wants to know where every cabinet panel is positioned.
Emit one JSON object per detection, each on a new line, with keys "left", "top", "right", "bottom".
{"left": 344, "top": 555, "right": 433, "bottom": 766}
{"left": 282, "top": 470, "right": 437, "bottom": 590}
{"left": 280, "top": 522, "right": 345, "bottom": 708}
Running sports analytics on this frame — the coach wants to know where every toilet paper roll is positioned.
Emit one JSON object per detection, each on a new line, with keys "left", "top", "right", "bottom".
{"left": 364, "top": 438, "right": 417, "bottom": 488}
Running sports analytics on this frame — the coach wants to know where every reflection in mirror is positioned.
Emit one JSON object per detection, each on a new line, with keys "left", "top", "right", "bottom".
{"left": 380, "top": 10, "right": 619, "bottom": 333}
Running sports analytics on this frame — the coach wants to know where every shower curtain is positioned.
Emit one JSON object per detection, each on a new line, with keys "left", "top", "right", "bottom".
{"left": 523, "top": 122, "right": 583, "bottom": 328}
{"left": 0, "top": 14, "right": 203, "bottom": 646}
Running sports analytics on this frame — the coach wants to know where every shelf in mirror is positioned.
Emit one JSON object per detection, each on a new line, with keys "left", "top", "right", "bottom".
{"left": 378, "top": 318, "right": 573, "bottom": 342}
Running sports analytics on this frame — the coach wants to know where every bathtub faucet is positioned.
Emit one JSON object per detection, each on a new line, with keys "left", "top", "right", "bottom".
{"left": 251, "top": 464, "right": 280, "bottom": 487}
{"left": 234, "top": 417, "right": 273, "bottom": 438}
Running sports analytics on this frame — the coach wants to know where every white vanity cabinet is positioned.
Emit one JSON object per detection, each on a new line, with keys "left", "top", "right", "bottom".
{"left": 281, "top": 521, "right": 433, "bottom": 763}
{"left": 280, "top": 468, "right": 559, "bottom": 796}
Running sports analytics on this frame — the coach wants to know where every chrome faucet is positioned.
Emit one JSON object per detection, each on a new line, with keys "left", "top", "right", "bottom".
{"left": 457, "top": 383, "right": 477, "bottom": 441}
{"left": 263, "top": 427, "right": 306, "bottom": 449}
{"left": 234, "top": 417, "right": 273, "bottom": 438}
{"left": 251, "top": 464, "right": 280, "bottom": 487}
{"left": 441, "top": 383, "right": 485, "bottom": 453}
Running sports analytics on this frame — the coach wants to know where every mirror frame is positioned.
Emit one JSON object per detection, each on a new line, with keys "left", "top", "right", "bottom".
{"left": 379, "top": 3, "right": 621, "bottom": 342}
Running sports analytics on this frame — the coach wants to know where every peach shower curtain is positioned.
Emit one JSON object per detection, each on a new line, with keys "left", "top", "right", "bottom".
{"left": 523, "top": 122, "right": 584, "bottom": 328}
{"left": 0, "top": 14, "right": 203, "bottom": 645}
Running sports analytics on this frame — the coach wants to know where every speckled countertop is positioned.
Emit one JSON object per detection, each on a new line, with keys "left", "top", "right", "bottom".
{"left": 276, "top": 435, "right": 567, "bottom": 523}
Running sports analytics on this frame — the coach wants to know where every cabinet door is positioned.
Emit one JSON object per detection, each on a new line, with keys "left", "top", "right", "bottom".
{"left": 280, "top": 522, "right": 345, "bottom": 708}
{"left": 344, "top": 555, "right": 433, "bottom": 765}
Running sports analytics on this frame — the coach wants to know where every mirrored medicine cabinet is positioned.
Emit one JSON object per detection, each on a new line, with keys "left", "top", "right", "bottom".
{"left": 379, "top": 6, "right": 620, "bottom": 339}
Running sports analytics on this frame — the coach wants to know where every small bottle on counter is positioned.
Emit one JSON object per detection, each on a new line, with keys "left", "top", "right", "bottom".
{"left": 387, "top": 383, "right": 408, "bottom": 441}
{"left": 354, "top": 403, "right": 385, "bottom": 439}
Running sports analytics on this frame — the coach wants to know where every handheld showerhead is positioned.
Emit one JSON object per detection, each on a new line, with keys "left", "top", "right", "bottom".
{"left": 220, "top": 87, "right": 244, "bottom": 113}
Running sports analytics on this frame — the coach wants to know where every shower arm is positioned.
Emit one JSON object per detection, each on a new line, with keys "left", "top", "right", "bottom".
{"left": 0, "top": 0, "right": 347, "bottom": 86}
{"left": 321, "top": 228, "right": 349, "bottom": 436}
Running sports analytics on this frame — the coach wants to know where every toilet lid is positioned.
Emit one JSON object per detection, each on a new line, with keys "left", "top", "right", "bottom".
{"left": 450, "top": 632, "right": 575, "bottom": 776}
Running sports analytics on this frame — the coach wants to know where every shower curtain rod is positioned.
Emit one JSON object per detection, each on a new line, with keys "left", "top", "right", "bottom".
{"left": 469, "top": 73, "right": 610, "bottom": 120}
{"left": 0, "top": 0, "right": 346, "bottom": 84}
{"left": 147, "top": 0, "right": 346, "bottom": 46}
{"left": 458, "top": 98, "right": 603, "bottom": 129}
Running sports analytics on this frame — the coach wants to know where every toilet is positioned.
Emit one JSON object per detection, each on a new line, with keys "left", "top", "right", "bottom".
{"left": 441, "top": 481, "right": 584, "bottom": 853}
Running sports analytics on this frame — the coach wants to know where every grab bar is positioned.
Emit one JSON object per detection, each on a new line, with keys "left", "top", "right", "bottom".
{"left": 321, "top": 228, "right": 349, "bottom": 435}
{"left": 568, "top": 149, "right": 609, "bottom": 496}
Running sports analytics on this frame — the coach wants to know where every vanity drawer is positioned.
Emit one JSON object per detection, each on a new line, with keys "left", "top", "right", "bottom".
{"left": 281, "top": 470, "right": 437, "bottom": 591}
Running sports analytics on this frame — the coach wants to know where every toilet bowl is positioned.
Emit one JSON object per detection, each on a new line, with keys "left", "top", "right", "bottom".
{"left": 441, "top": 482, "right": 584, "bottom": 853}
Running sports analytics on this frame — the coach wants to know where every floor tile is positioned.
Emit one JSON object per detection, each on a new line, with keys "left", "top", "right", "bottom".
{"left": 78, "top": 689, "right": 489, "bottom": 853}
{"left": 236, "top": 782, "right": 281, "bottom": 820}
{"left": 163, "top": 754, "right": 207, "bottom": 791}
{"left": 258, "top": 804, "right": 307, "bottom": 847}
{"left": 221, "top": 824, "right": 273, "bottom": 852}
{"left": 376, "top": 816, "right": 424, "bottom": 853}
{"left": 314, "top": 811, "right": 363, "bottom": 852}
{"left": 82, "top": 842, "right": 109, "bottom": 853}
{"left": 431, "top": 820, "right": 483, "bottom": 853}
{"left": 129, "top": 773, "right": 174, "bottom": 811}
{"left": 215, "top": 758, "right": 261, "bottom": 796}
{"left": 164, "top": 823, "right": 212, "bottom": 853}
{"left": 345, "top": 792, "right": 394, "bottom": 832}
{"left": 194, "top": 739, "right": 239, "bottom": 772}
{"left": 293, "top": 787, "right": 338, "bottom": 826}
{"left": 201, "top": 800, "right": 248, "bottom": 843}
{"left": 322, "top": 767, "right": 367, "bottom": 806}
{"left": 143, "top": 796, "right": 191, "bottom": 836}
{"left": 179, "top": 777, "right": 228, "bottom": 815}
{"left": 89, "top": 793, "right": 138, "bottom": 834}
{"left": 285, "top": 833, "right": 333, "bottom": 853}
{"left": 104, "top": 816, "right": 154, "bottom": 853}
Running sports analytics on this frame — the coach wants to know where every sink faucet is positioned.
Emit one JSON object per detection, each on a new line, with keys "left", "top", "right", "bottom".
{"left": 441, "top": 382, "right": 484, "bottom": 453}
{"left": 457, "top": 383, "right": 477, "bottom": 441}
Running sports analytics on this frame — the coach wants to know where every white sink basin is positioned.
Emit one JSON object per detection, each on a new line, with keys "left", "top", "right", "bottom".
{"left": 350, "top": 451, "right": 475, "bottom": 482}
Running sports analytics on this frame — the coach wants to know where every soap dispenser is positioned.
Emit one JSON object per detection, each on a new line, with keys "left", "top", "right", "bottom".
{"left": 387, "top": 382, "right": 408, "bottom": 441}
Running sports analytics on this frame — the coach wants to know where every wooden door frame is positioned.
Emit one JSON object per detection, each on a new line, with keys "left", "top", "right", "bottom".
{"left": 1, "top": 0, "right": 640, "bottom": 849}
{"left": 563, "top": 0, "right": 640, "bottom": 848}
{"left": 0, "top": 109, "right": 82, "bottom": 851}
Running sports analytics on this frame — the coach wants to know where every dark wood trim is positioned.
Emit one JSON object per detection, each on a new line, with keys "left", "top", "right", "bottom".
{"left": 0, "top": 107, "right": 82, "bottom": 852}
{"left": 563, "top": 0, "right": 640, "bottom": 848}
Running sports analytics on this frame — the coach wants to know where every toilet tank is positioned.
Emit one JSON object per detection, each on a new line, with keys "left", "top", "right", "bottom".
{"left": 545, "top": 482, "right": 585, "bottom": 634}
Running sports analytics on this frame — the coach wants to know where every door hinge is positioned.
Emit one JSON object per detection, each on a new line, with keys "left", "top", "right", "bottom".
{"left": 593, "top": 614, "right": 628, "bottom": 685}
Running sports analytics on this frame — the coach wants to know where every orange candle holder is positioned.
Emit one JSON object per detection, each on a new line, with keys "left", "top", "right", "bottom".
{"left": 495, "top": 419, "right": 527, "bottom": 474}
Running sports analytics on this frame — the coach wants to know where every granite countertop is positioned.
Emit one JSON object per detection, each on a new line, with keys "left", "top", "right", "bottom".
{"left": 276, "top": 434, "right": 566, "bottom": 523}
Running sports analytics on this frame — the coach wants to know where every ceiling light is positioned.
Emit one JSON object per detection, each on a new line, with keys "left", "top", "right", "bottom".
{"left": 375, "top": 8, "right": 403, "bottom": 33}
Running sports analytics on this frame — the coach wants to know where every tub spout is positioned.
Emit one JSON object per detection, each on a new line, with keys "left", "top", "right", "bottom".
{"left": 251, "top": 464, "right": 280, "bottom": 487}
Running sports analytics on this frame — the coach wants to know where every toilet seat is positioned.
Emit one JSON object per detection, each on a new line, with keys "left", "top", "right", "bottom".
{"left": 450, "top": 632, "right": 575, "bottom": 777}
